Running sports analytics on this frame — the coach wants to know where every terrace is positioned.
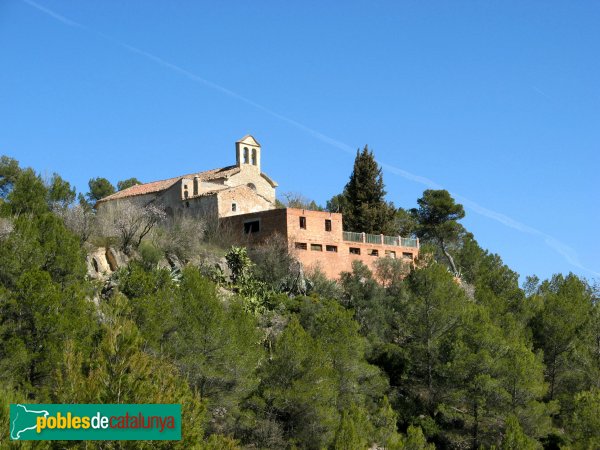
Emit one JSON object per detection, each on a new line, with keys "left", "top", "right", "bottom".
{"left": 342, "top": 231, "right": 419, "bottom": 248}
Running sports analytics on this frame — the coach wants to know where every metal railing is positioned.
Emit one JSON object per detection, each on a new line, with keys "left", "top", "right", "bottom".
{"left": 365, "top": 233, "right": 382, "bottom": 244}
{"left": 342, "top": 231, "right": 419, "bottom": 248}
{"left": 342, "top": 231, "right": 363, "bottom": 242}
{"left": 401, "top": 237, "right": 418, "bottom": 247}
{"left": 383, "top": 235, "right": 399, "bottom": 246}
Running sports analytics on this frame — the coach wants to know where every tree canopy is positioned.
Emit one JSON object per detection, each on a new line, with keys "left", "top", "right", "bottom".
{"left": 412, "top": 189, "right": 466, "bottom": 274}
{"left": 117, "top": 177, "right": 142, "bottom": 191}
{"left": 328, "top": 146, "right": 396, "bottom": 234}
{"left": 86, "top": 177, "right": 115, "bottom": 203}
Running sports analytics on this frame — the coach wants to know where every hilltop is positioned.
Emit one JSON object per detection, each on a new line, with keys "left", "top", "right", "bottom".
{"left": 1, "top": 154, "right": 599, "bottom": 449}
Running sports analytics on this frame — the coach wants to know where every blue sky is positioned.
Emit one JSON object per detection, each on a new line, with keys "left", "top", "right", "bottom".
{"left": 1, "top": 1, "right": 598, "bottom": 282}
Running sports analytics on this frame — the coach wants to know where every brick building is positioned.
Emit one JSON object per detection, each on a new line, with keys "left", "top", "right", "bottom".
{"left": 97, "top": 135, "right": 419, "bottom": 279}
{"left": 222, "top": 208, "right": 419, "bottom": 279}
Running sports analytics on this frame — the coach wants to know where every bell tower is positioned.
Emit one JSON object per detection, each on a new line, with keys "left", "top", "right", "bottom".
{"left": 235, "top": 135, "right": 261, "bottom": 171}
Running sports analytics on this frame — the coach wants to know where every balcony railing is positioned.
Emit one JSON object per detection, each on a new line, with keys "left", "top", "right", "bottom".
{"left": 383, "top": 235, "right": 399, "bottom": 246}
{"left": 401, "top": 237, "right": 418, "bottom": 247}
{"left": 342, "top": 231, "right": 418, "bottom": 248}
{"left": 342, "top": 231, "right": 363, "bottom": 242}
{"left": 365, "top": 233, "right": 382, "bottom": 244}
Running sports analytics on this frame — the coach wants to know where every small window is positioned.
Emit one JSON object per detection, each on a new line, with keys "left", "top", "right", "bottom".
{"left": 232, "top": 203, "right": 237, "bottom": 212}
{"left": 247, "top": 183, "right": 256, "bottom": 191}
{"left": 185, "top": 201, "right": 190, "bottom": 208}
{"left": 385, "top": 250, "right": 396, "bottom": 258}
{"left": 402, "top": 252, "right": 413, "bottom": 259}
{"left": 295, "top": 242, "right": 307, "bottom": 250}
{"left": 244, "top": 220, "right": 260, "bottom": 234}
{"left": 299, "top": 216, "right": 306, "bottom": 229}
{"left": 325, "top": 219, "right": 332, "bottom": 231}
{"left": 326, "top": 245, "right": 338, "bottom": 252}
{"left": 252, "top": 148, "right": 257, "bottom": 165}
{"left": 243, "top": 147, "right": 249, "bottom": 164}
{"left": 310, "top": 244, "right": 323, "bottom": 251}
{"left": 349, "top": 247, "right": 361, "bottom": 255}
{"left": 368, "top": 249, "right": 379, "bottom": 257}
{"left": 184, "top": 190, "right": 189, "bottom": 199}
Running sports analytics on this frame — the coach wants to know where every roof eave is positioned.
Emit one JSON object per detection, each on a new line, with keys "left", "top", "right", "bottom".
{"left": 260, "top": 173, "right": 278, "bottom": 187}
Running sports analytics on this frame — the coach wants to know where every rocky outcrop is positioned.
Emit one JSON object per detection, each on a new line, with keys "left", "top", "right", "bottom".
{"left": 86, "top": 248, "right": 111, "bottom": 279}
{"left": 105, "top": 247, "right": 127, "bottom": 271}
{"left": 86, "top": 247, "right": 129, "bottom": 280}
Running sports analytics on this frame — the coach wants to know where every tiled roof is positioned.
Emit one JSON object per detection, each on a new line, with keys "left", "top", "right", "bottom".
{"left": 96, "top": 165, "right": 241, "bottom": 203}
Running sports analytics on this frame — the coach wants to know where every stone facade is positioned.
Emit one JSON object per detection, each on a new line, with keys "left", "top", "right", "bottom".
{"left": 96, "top": 135, "right": 278, "bottom": 219}
{"left": 221, "top": 208, "right": 419, "bottom": 279}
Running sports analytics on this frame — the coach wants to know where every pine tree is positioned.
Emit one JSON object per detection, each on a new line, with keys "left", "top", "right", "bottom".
{"left": 86, "top": 177, "right": 115, "bottom": 203}
{"left": 117, "top": 177, "right": 142, "bottom": 191}
{"left": 413, "top": 189, "right": 466, "bottom": 275}
{"left": 335, "top": 146, "right": 396, "bottom": 234}
{"left": 256, "top": 317, "right": 338, "bottom": 448}
{"left": 567, "top": 388, "right": 600, "bottom": 449}
{"left": 333, "top": 408, "right": 366, "bottom": 450}
{"left": 502, "top": 415, "right": 540, "bottom": 450}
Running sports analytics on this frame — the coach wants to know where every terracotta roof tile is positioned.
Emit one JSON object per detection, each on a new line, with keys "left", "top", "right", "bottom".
{"left": 96, "top": 165, "right": 240, "bottom": 203}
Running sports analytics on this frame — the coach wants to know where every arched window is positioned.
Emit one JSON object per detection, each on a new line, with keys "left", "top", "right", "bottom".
{"left": 247, "top": 183, "right": 256, "bottom": 191}
{"left": 243, "top": 147, "right": 249, "bottom": 164}
{"left": 251, "top": 148, "right": 257, "bottom": 165}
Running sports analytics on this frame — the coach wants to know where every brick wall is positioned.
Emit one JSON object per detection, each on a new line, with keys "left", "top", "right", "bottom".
{"left": 295, "top": 240, "right": 416, "bottom": 279}
{"left": 221, "top": 208, "right": 419, "bottom": 280}
{"left": 219, "top": 208, "right": 288, "bottom": 244}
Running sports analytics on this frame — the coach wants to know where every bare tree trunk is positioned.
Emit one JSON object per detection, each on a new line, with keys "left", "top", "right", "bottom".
{"left": 440, "top": 239, "right": 459, "bottom": 275}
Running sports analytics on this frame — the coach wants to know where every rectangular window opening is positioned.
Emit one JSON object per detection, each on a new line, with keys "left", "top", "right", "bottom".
{"left": 326, "top": 245, "right": 338, "bottom": 252}
{"left": 349, "top": 247, "right": 361, "bottom": 255}
{"left": 232, "top": 203, "right": 237, "bottom": 212}
{"left": 385, "top": 250, "right": 396, "bottom": 258}
{"left": 310, "top": 244, "right": 323, "bottom": 251}
{"left": 368, "top": 249, "right": 379, "bottom": 257}
{"left": 244, "top": 220, "right": 260, "bottom": 234}
{"left": 402, "top": 252, "right": 413, "bottom": 259}
{"left": 325, "top": 219, "right": 332, "bottom": 231}
{"left": 299, "top": 216, "right": 306, "bottom": 229}
{"left": 295, "top": 242, "right": 307, "bottom": 250}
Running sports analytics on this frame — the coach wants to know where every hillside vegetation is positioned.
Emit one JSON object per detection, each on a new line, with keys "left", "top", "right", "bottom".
{"left": 0, "top": 154, "right": 598, "bottom": 449}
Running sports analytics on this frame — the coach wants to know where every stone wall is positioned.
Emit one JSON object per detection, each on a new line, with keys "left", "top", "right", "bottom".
{"left": 217, "top": 185, "right": 275, "bottom": 218}
{"left": 226, "top": 165, "right": 276, "bottom": 203}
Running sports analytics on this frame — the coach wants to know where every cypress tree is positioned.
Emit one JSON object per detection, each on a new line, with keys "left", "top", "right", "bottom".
{"left": 339, "top": 146, "right": 395, "bottom": 234}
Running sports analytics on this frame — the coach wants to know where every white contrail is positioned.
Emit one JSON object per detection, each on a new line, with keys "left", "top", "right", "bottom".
{"left": 19, "top": 0, "right": 600, "bottom": 277}
{"left": 20, "top": 0, "right": 81, "bottom": 27}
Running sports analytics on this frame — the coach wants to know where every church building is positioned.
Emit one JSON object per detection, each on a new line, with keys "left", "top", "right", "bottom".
{"left": 96, "top": 135, "right": 278, "bottom": 219}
